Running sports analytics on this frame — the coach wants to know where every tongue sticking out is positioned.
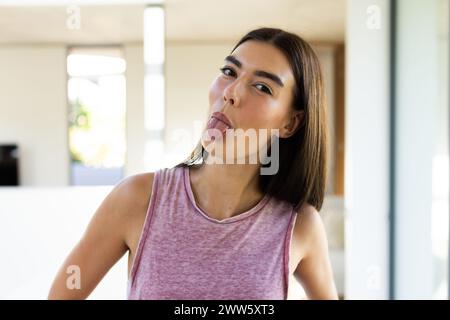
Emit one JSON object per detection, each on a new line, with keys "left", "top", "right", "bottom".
{"left": 206, "top": 116, "right": 232, "bottom": 140}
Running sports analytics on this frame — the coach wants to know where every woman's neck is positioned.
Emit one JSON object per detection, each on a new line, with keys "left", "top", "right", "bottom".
{"left": 189, "top": 162, "right": 265, "bottom": 221}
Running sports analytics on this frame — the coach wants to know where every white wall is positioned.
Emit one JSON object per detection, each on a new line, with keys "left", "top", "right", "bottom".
{"left": 0, "top": 43, "right": 149, "bottom": 185}
{"left": 395, "top": 0, "right": 447, "bottom": 299}
{"left": 0, "top": 186, "right": 128, "bottom": 299}
{"left": 345, "top": 0, "right": 391, "bottom": 299}
{"left": 124, "top": 43, "right": 146, "bottom": 177}
{"left": 0, "top": 45, "right": 69, "bottom": 186}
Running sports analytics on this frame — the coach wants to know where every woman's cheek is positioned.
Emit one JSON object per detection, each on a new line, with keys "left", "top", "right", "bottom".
{"left": 248, "top": 109, "right": 280, "bottom": 131}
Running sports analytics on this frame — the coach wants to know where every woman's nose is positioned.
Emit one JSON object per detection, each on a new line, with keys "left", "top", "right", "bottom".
{"left": 223, "top": 80, "right": 241, "bottom": 107}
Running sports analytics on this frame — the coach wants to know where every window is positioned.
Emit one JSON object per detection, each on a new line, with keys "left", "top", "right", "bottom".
{"left": 67, "top": 47, "right": 126, "bottom": 185}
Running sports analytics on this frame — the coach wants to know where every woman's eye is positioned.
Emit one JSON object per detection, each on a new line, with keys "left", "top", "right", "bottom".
{"left": 254, "top": 83, "right": 272, "bottom": 95}
{"left": 219, "top": 67, "right": 235, "bottom": 77}
{"left": 219, "top": 67, "right": 272, "bottom": 95}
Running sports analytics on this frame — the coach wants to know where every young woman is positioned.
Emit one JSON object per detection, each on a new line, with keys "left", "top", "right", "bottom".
{"left": 48, "top": 27, "right": 338, "bottom": 300}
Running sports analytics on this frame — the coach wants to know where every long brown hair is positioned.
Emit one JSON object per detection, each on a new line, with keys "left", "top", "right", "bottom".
{"left": 176, "top": 27, "right": 328, "bottom": 211}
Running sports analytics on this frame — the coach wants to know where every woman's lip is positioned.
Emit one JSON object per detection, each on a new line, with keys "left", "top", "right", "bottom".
{"left": 211, "top": 111, "right": 233, "bottom": 128}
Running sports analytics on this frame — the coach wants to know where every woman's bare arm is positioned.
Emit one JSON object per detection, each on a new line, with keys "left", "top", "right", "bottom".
{"left": 293, "top": 205, "right": 339, "bottom": 300}
{"left": 47, "top": 173, "right": 153, "bottom": 299}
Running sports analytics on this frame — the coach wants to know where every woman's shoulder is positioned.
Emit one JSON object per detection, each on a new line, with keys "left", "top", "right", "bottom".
{"left": 292, "top": 202, "right": 326, "bottom": 258}
{"left": 294, "top": 202, "right": 321, "bottom": 227}
{"left": 115, "top": 172, "right": 156, "bottom": 210}
{"left": 94, "top": 172, "right": 155, "bottom": 237}
{"left": 117, "top": 165, "right": 185, "bottom": 207}
{"left": 112, "top": 172, "right": 156, "bottom": 251}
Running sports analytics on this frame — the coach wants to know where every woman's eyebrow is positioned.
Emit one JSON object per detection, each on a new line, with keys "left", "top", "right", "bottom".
{"left": 224, "top": 55, "right": 284, "bottom": 87}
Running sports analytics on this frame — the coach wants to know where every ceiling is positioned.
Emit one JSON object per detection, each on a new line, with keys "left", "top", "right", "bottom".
{"left": 0, "top": 0, "right": 346, "bottom": 45}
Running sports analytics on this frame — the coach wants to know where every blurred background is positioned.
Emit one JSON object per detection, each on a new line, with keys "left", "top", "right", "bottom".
{"left": 0, "top": 0, "right": 448, "bottom": 300}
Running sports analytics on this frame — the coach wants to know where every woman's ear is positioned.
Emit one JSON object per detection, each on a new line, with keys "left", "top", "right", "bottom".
{"left": 280, "top": 110, "right": 304, "bottom": 138}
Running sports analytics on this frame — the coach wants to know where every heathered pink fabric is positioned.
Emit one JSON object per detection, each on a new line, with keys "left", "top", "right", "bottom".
{"left": 127, "top": 165, "right": 297, "bottom": 300}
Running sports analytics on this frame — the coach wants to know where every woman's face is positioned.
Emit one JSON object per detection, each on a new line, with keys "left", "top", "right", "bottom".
{"left": 204, "top": 40, "right": 302, "bottom": 163}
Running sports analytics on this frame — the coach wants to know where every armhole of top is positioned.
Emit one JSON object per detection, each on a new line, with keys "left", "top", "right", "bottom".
{"left": 127, "top": 169, "right": 161, "bottom": 289}
{"left": 283, "top": 208, "right": 298, "bottom": 300}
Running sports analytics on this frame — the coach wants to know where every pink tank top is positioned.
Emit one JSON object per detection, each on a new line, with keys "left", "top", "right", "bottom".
{"left": 127, "top": 165, "right": 298, "bottom": 300}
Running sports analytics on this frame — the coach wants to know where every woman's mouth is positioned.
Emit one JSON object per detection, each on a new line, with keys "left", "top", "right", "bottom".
{"left": 205, "top": 112, "right": 234, "bottom": 139}
{"left": 211, "top": 112, "right": 233, "bottom": 128}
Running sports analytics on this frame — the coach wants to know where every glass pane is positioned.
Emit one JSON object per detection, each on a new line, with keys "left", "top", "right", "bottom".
{"left": 67, "top": 48, "right": 126, "bottom": 186}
